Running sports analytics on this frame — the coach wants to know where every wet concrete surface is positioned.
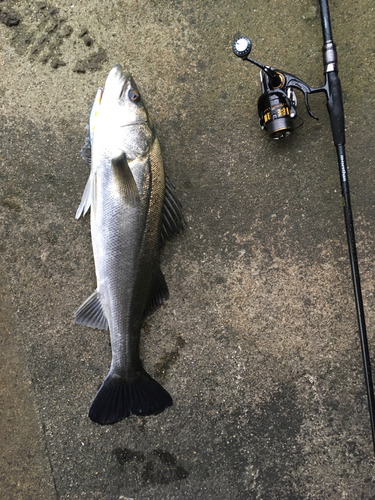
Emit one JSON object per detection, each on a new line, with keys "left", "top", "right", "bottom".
{"left": 1, "top": 0, "right": 375, "bottom": 498}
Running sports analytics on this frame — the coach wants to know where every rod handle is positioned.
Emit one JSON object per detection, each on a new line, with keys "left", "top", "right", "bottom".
{"left": 326, "top": 71, "right": 346, "bottom": 146}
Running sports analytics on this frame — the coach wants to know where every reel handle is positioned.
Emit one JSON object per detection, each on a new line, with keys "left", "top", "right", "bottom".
{"left": 233, "top": 37, "right": 282, "bottom": 87}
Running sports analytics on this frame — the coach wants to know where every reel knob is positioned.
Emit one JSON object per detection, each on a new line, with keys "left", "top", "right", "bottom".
{"left": 233, "top": 37, "right": 252, "bottom": 58}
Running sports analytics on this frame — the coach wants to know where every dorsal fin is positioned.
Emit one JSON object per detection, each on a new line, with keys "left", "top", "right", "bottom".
{"left": 144, "top": 267, "right": 169, "bottom": 317}
{"left": 160, "top": 176, "right": 185, "bottom": 245}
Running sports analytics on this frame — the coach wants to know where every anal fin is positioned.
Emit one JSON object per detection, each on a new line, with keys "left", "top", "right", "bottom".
{"left": 74, "top": 290, "right": 108, "bottom": 330}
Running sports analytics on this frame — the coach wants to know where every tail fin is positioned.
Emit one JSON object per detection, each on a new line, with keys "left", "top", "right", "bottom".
{"left": 88, "top": 368, "right": 173, "bottom": 424}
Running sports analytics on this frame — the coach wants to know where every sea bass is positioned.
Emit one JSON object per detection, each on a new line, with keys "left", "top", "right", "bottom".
{"left": 74, "top": 65, "right": 184, "bottom": 425}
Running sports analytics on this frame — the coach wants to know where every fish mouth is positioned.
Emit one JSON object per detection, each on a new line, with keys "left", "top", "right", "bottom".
{"left": 104, "top": 65, "right": 132, "bottom": 100}
{"left": 108, "top": 65, "right": 136, "bottom": 101}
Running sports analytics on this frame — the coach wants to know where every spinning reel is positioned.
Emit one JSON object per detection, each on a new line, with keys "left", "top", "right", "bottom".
{"left": 233, "top": 37, "right": 327, "bottom": 139}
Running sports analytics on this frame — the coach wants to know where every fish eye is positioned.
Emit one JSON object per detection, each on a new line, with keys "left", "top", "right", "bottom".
{"left": 128, "top": 89, "right": 141, "bottom": 102}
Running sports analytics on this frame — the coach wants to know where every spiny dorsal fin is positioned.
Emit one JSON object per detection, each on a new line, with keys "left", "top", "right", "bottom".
{"left": 111, "top": 152, "right": 140, "bottom": 205}
{"left": 161, "top": 176, "right": 185, "bottom": 245}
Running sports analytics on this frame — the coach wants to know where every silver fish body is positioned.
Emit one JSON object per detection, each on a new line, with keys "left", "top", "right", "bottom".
{"left": 75, "top": 65, "right": 184, "bottom": 424}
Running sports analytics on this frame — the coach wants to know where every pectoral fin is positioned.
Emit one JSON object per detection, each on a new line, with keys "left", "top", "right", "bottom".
{"left": 111, "top": 152, "right": 140, "bottom": 205}
{"left": 75, "top": 175, "right": 92, "bottom": 219}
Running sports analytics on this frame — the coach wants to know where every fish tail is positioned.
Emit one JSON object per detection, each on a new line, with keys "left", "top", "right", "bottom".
{"left": 88, "top": 368, "right": 173, "bottom": 425}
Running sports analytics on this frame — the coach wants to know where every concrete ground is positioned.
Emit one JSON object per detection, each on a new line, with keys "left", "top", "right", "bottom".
{"left": 1, "top": 0, "right": 375, "bottom": 498}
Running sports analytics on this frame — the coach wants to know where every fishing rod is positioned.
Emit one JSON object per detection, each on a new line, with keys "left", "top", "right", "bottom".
{"left": 233, "top": 0, "right": 375, "bottom": 453}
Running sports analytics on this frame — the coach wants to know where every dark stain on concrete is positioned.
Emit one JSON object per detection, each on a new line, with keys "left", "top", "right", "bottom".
{"left": 112, "top": 446, "right": 189, "bottom": 489}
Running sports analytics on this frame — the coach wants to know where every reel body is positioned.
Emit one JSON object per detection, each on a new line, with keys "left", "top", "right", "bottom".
{"left": 257, "top": 71, "right": 297, "bottom": 139}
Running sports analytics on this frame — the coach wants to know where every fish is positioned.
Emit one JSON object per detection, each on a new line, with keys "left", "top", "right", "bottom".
{"left": 74, "top": 65, "right": 184, "bottom": 425}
